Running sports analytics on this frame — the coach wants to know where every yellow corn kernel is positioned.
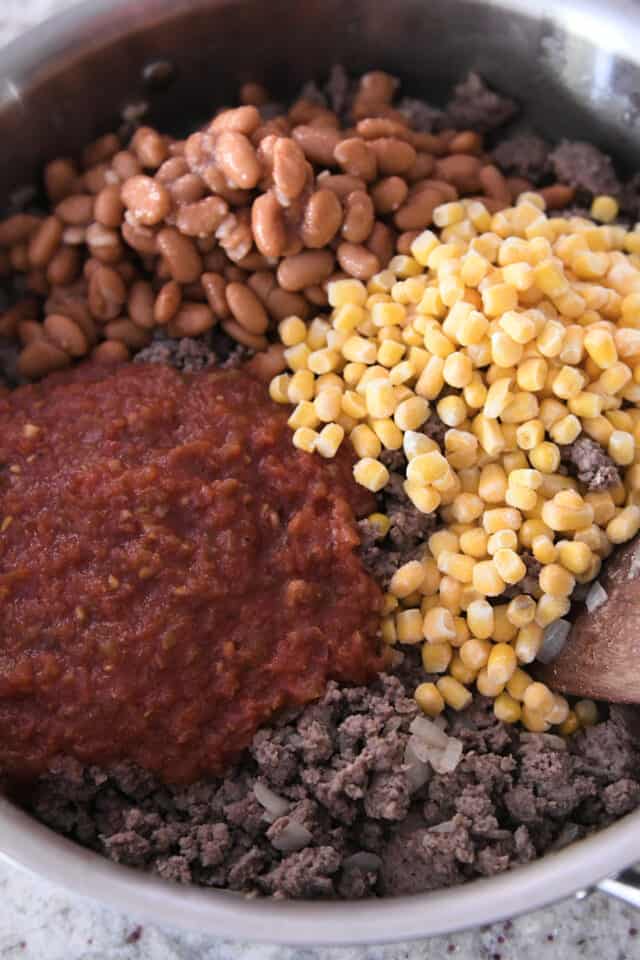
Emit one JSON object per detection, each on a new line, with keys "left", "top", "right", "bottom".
{"left": 368, "top": 513, "right": 391, "bottom": 539}
{"left": 333, "top": 303, "right": 366, "bottom": 334}
{"left": 377, "top": 339, "right": 406, "bottom": 368}
{"left": 517, "top": 357, "right": 548, "bottom": 392}
{"left": 482, "top": 507, "right": 522, "bottom": 534}
{"left": 459, "top": 528, "right": 488, "bottom": 559}
{"left": 388, "top": 359, "right": 416, "bottom": 386}
{"left": 443, "top": 351, "right": 473, "bottom": 389}
{"left": 542, "top": 490, "right": 595, "bottom": 532}
{"left": 445, "top": 432, "right": 479, "bottom": 471}
{"left": 519, "top": 518, "right": 554, "bottom": 548}
{"left": 314, "top": 387, "right": 342, "bottom": 423}
{"left": 439, "top": 574, "right": 463, "bottom": 614}
{"left": 424, "top": 323, "right": 455, "bottom": 358}
{"left": 381, "top": 615, "right": 397, "bottom": 644}
{"left": 437, "top": 676, "right": 473, "bottom": 711}
{"left": 549, "top": 414, "right": 581, "bottom": 445}
{"left": 521, "top": 707, "right": 551, "bottom": 733}
{"left": 529, "top": 441, "right": 561, "bottom": 474}
{"left": 370, "top": 418, "right": 403, "bottom": 450}
{"left": 548, "top": 694, "right": 570, "bottom": 726}
{"left": 350, "top": 423, "right": 381, "bottom": 459}
{"left": 608, "top": 429, "right": 635, "bottom": 465}
{"left": 552, "top": 366, "right": 585, "bottom": 400}
{"left": 284, "top": 342, "right": 311, "bottom": 372}
{"left": 582, "top": 415, "right": 614, "bottom": 445}
{"left": 269, "top": 373, "right": 291, "bottom": 404}
{"left": 414, "top": 681, "right": 445, "bottom": 717}
{"left": 279, "top": 315, "right": 307, "bottom": 346}
{"left": 493, "top": 548, "right": 527, "bottom": 585}
{"left": 437, "top": 550, "right": 475, "bottom": 584}
{"left": 406, "top": 450, "right": 448, "bottom": 485}
{"left": 477, "top": 464, "right": 506, "bottom": 504}
{"left": 584, "top": 492, "right": 616, "bottom": 526}
{"left": 429, "top": 530, "right": 459, "bottom": 560}
{"left": 487, "top": 530, "right": 518, "bottom": 555}
{"left": 394, "top": 396, "right": 429, "bottom": 432}
{"left": 535, "top": 593, "right": 570, "bottom": 627}
{"left": 306, "top": 318, "right": 329, "bottom": 350}
{"left": 572, "top": 250, "right": 610, "bottom": 279}
{"left": 575, "top": 699, "right": 599, "bottom": 727}
{"left": 494, "top": 691, "right": 522, "bottom": 723}
{"left": 507, "top": 667, "right": 533, "bottom": 701}
{"left": 459, "top": 637, "right": 492, "bottom": 671}
{"left": 288, "top": 401, "right": 320, "bottom": 430}
{"left": 405, "top": 481, "right": 441, "bottom": 514}
{"left": 538, "top": 563, "right": 575, "bottom": 597}
{"left": 368, "top": 270, "right": 396, "bottom": 294}
{"left": 449, "top": 654, "right": 477, "bottom": 685}
{"left": 415, "top": 355, "right": 445, "bottom": 399}
{"left": 460, "top": 251, "right": 490, "bottom": 286}
{"left": 555, "top": 540, "right": 591, "bottom": 576}
{"left": 328, "top": 277, "right": 368, "bottom": 307}
{"left": 584, "top": 327, "right": 618, "bottom": 369}
{"left": 342, "top": 335, "right": 377, "bottom": 364}
{"left": 533, "top": 259, "right": 568, "bottom": 297}
{"left": 537, "top": 320, "right": 566, "bottom": 358}
{"left": 315, "top": 422, "right": 344, "bottom": 458}
{"left": 607, "top": 504, "right": 640, "bottom": 543}
{"left": 365, "top": 380, "right": 397, "bottom": 419}
{"left": 466, "top": 599, "right": 494, "bottom": 639}
{"left": 343, "top": 361, "right": 366, "bottom": 387}
{"left": 487, "top": 642, "right": 517, "bottom": 686}
{"left": 341, "top": 389, "right": 367, "bottom": 420}
{"left": 476, "top": 666, "right": 505, "bottom": 698}
{"left": 473, "top": 415, "right": 505, "bottom": 456}
{"left": 523, "top": 681, "right": 555, "bottom": 717}
{"left": 472, "top": 559, "right": 506, "bottom": 597}
{"left": 500, "top": 309, "right": 538, "bottom": 344}
{"left": 483, "top": 377, "right": 512, "bottom": 418}
{"left": 504, "top": 485, "right": 537, "bottom": 512}
{"left": 403, "top": 431, "right": 437, "bottom": 462}
{"left": 559, "top": 710, "right": 579, "bottom": 736}
{"left": 506, "top": 594, "right": 537, "bottom": 628}
{"left": 421, "top": 641, "right": 453, "bottom": 673}
{"left": 353, "top": 457, "right": 389, "bottom": 492}
{"left": 292, "top": 426, "right": 318, "bottom": 453}
{"left": 514, "top": 622, "right": 544, "bottom": 663}
{"left": 389, "top": 560, "right": 427, "bottom": 599}
{"left": 591, "top": 195, "right": 619, "bottom": 223}
{"left": 420, "top": 558, "right": 441, "bottom": 597}
{"left": 491, "top": 331, "right": 523, "bottom": 368}
{"left": 423, "top": 605, "right": 457, "bottom": 643}
{"left": 396, "top": 608, "right": 424, "bottom": 644}
{"left": 482, "top": 283, "right": 518, "bottom": 317}
{"left": 599, "top": 362, "right": 632, "bottom": 395}
{"left": 451, "top": 493, "right": 484, "bottom": 525}
{"left": 532, "top": 534, "right": 557, "bottom": 566}
{"left": 568, "top": 392, "right": 604, "bottom": 418}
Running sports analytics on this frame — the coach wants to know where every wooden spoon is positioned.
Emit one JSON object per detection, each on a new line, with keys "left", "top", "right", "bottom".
{"left": 538, "top": 534, "right": 640, "bottom": 703}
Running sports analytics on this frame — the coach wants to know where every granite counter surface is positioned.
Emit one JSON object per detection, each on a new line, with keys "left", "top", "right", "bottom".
{"left": 0, "top": 1, "right": 639, "bottom": 956}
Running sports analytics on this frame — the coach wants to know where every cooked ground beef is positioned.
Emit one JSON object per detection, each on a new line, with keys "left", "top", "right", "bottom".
{"left": 444, "top": 72, "right": 517, "bottom": 133}
{"left": 491, "top": 134, "right": 551, "bottom": 184}
{"left": 26, "top": 668, "right": 640, "bottom": 899}
{"left": 549, "top": 140, "right": 621, "bottom": 198}
{"left": 560, "top": 435, "right": 622, "bottom": 491}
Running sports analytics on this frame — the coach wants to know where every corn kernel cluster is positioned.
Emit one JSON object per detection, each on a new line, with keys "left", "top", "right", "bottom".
{"left": 270, "top": 192, "right": 640, "bottom": 734}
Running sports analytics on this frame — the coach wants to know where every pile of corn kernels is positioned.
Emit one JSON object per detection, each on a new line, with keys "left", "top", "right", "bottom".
{"left": 270, "top": 190, "right": 640, "bottom": 734}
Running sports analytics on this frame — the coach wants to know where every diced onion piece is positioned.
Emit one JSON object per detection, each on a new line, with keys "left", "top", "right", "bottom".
{"left": 409, "top": 715, "right": 449, "bottom": 749}
{"left": 343, "top": 851, "right": 382, "bottom": 871}
{"left": 586, "top": 580, "right": 608, "bottom": 612}
{"left": 538, "top": 618, "right": 571, "bottom": 664}
{"left": 254, "top": 782, "right": 290, "bottom": 820}
{"left": 270, "top": 820, "right": 312, "bottom": 852}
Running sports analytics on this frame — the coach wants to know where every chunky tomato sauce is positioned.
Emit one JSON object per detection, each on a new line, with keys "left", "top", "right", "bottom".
{"left": 0, "top": 363, "right": 384, "bottom": 783}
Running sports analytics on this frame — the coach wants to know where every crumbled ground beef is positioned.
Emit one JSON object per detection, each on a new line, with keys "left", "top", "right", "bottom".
{"left": 491, "top": 134, "right": 551, "bottom": 184}
{"left": 134, "top": 329, "right": 247, "bottom": 372}
{"left": 549, "top": 141, "right": 621, "bottom": 198}
{"left": 26, "top": 675, "right": 640, "bottom": 899}
{"left": 560, "top": 435, "right": 622, "bottom": 491}
{"left": 396, "top": 97, "right": 443, "bottom": 133}
{"left": 444, "top": 72, "right": 517, "bottom": 133}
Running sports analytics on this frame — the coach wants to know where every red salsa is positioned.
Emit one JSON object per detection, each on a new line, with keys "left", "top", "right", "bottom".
{"left": 0, "top": 363, "right": 385, "bottom": 783}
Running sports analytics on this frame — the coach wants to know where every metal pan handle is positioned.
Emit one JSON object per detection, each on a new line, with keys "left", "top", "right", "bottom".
{"left": 597, "top": 868, "right": 640, "bottom": 909}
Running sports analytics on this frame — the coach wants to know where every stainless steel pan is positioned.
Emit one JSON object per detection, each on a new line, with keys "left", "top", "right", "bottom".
{"left": 0, "top": 0, "right": 639, "bottom": 943}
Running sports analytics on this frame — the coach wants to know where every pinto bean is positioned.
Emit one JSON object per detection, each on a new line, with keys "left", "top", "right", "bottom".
{"left": 156, "top": 227, "right": 202, "bottom": 283}
{"left": 302, "top": 189, "right": 343, "bottom": 248}
{"left": 277, "top": 250, "right": 335, "bottom": 292}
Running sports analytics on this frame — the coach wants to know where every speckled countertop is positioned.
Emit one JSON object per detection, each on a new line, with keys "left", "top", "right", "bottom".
{"left": 0, "top": 1, "right": 639, "bottom": 957}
